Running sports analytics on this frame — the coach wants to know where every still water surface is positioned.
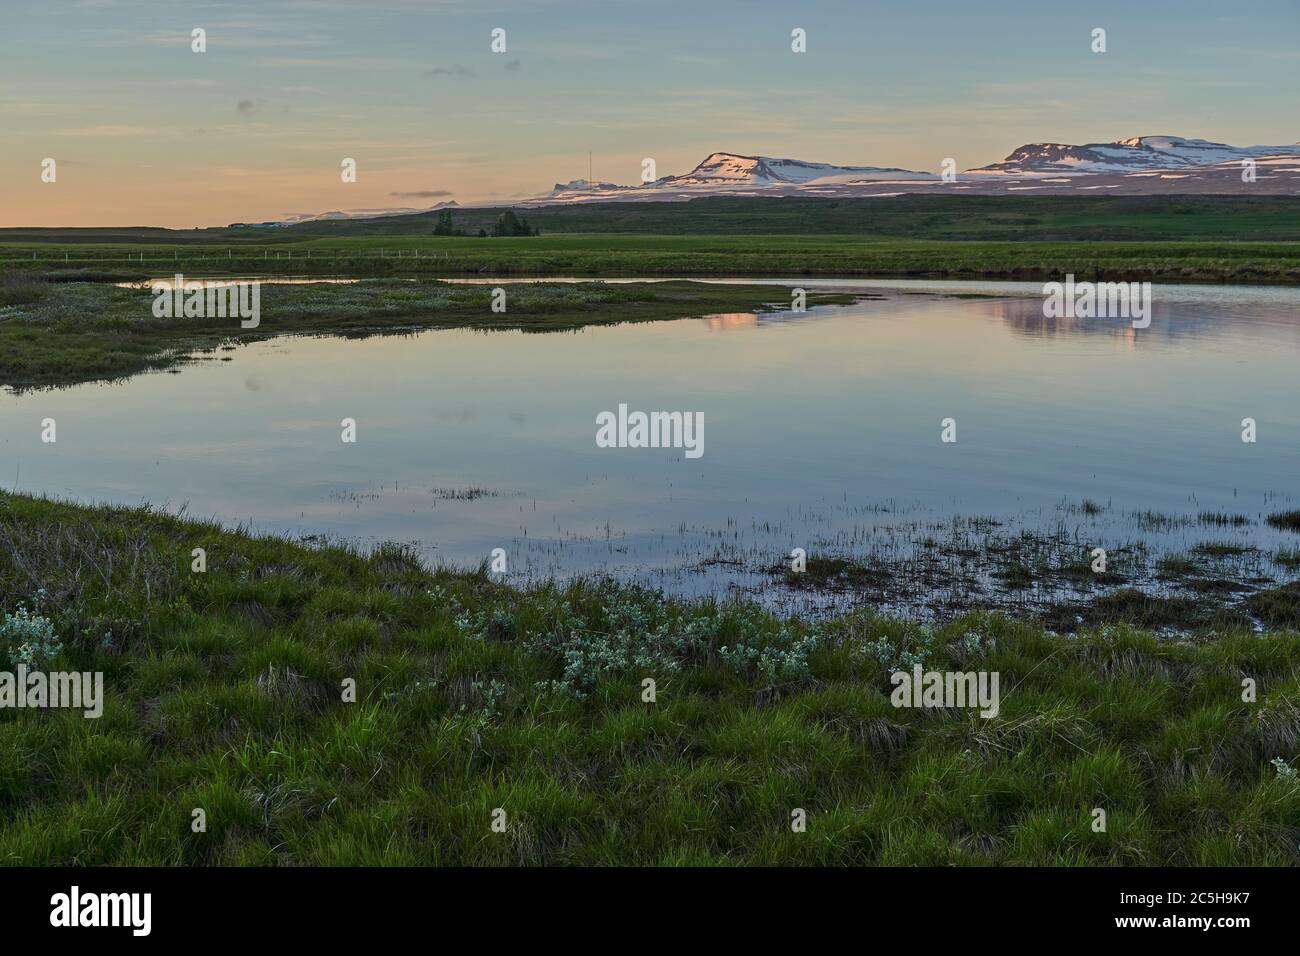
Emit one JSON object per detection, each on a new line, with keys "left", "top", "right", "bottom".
{"left": 4, "top": 281, "right": 1298, "bottom": 613}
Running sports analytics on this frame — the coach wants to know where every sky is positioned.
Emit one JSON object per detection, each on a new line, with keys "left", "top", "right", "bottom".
{"left": 1, "top": 0, "right": 1296, "bottom": 228}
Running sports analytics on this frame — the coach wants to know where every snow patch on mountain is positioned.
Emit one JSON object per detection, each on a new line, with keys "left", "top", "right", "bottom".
{"left": 971, "top": 136, "right": 1300, "bottom": 176}
{"left": 542, "top": 151, "right": 936, "bottom": 202}
{"left": 655, "top": 152, "right": 934, "bottom": 187}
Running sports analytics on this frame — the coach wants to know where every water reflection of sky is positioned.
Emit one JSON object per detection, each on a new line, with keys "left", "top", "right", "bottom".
{"left": 2, "top": 287, "right": 1298, "bottom": 610}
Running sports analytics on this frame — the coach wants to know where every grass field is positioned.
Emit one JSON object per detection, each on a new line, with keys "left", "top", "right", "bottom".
{"left": 0, "top": 277, "right": 850, "bottom": 389}
{"left": 3, "top": 236, "right": 1300, "bottom": 284}
{"left": 8, "top": 195, "right": 1300, "bottom": 241}
{"left": 4, "top": 196, "right": 1300, "bottom": 283}
{"left": 1, "top": 492, "right": 1297, "bottom": 865}
{"left": 280, "top": 194, "right": 1300, "bottom": 241}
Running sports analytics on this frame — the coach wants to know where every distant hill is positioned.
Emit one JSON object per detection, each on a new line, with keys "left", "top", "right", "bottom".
{"left": 274, "top": 201, "right": 459, "bottom": 226}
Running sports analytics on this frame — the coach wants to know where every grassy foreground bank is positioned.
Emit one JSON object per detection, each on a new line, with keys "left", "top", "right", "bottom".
{"left": 1, "top": 493, "right": 1297, "bottom": 865}
{"left": 0, "top": 278, "right": 851, "bottom": 389}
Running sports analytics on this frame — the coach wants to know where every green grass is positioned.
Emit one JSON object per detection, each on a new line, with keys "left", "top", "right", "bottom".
{"left": 7, "top": 195, "right": 1300, "bottom": 241}
{"left": 1191, "top": 541, "right": 1254, "bottom": 558}
{"left": 4, "top": 234, "right": 1300, "bottom": 283}
{"left": 294, "top": 194, "right": 1300, "bottom": 241}
{"left": 780, "top": 556, "right": 892, "bottom": 590}
{"left": 1040, "top": 588, "right": 1251, "bottom": 633}
{"left": 1246, "top": 583, "right": 1300, "bottom": 628}
{"left": 1, "top": 492, "right": 1297, "bottom": 866}
{"left": 0, "top": 270, "right": 49, "bottom": 307}
{"left": 6, "top": 195, "right": 1298, "bottom": 283}
{"left": 0, "top": 278, "right": 849, "bottom": 389}
{"left": 1276, "top": 550, "right": 1300, "bottom": 570}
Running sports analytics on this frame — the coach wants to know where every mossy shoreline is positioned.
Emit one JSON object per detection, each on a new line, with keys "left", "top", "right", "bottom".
{"left": 763, "top": 512, "right": 1300, "bottom": 631}
{"left": 0, "top": 278, "right": 853, "bottom": 390}
{"left": 1, "top": 492, "right": 1297, "bottom": 865}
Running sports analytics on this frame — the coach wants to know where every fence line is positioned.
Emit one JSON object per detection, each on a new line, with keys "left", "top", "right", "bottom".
{"left": 0, "top": 249, "right": 466, "bottom": 265}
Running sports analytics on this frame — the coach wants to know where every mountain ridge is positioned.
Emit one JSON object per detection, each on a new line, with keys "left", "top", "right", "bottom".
{"left": 971, "top": 136, "right": 1300, "bottom": 176}
{"left": 265, "top": 135, "right": 1300, "bottom": 224}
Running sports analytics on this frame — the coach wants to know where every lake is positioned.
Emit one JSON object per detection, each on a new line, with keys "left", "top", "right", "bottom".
{"left": 4, "top": 280, "right": 1299, "bottom": 617}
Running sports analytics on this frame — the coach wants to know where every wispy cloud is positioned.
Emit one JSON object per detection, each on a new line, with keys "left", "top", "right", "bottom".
{"left": 46, "top": 26, "right": 331, "bottom": 50}
{"left": 671, "top": 54, "right": 728, "bottom": 67}
{"left": 424, "top": 64, "right": 475, "bottom": 78}
{"left": 257, "top": 56, "right": 397, "bottom": 70}
{"left": 55, "top": 124, "right": 155, "bottom": 137}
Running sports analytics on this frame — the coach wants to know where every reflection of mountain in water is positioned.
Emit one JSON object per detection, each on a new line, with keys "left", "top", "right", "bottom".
{"left": 703, "top": 303, "right": 845, "bottom": 332}
{"left": 982, "top": 295, "right": 1300, "bottom": 348}
{"left": 702, "top": 311, "right": 758, "bottom": 332}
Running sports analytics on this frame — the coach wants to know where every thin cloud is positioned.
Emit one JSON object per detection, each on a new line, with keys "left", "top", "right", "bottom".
{"left": 55, "top": 124, "right": 154, "bottom": 137}
{"left": 390, "top": 190, "right": 454, "bottom": 198}
{"left": 671, "top": 54, "right": 727, "bottom": 67}
{"left": 258, "top": 56, "right": 396, "bottom": 70}
{"left": 424, "top": 64, "right": 475, "bottom": 78}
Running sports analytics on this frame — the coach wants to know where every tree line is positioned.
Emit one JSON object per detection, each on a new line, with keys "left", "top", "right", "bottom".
{"left": 432, "top": 209, "right": 538, "bottom": 237}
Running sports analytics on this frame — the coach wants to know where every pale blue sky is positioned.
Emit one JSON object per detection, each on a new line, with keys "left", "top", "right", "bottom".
{"left": 3, "top": 0, "right": 1296, "bottom": 226}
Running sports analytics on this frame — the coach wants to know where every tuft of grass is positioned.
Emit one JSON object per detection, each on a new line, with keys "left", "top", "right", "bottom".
{"left": 1197, "top": 512, "right": 1250, "bottom": 528}
{"left": 1191, "top": 541, "right": 1253, "bottom": 558}
{"left": 1265, "top": 511, "right": 1300, "bottom": 533}
{"left": 781, "top": 555, "right": 892, "bottom": 590}
{"left": 0, "top": 270, "right": 49, "bottom": 307}
{"left": 1156, "top": 554, "right": 1199, "bottom": 578}
{"left": 996, "top": 562, "right": 1035, "bottom": 590}
{"left": 1040, "top": 588, "right": 1251, "bottom": 633}
{"left": 1245, "top": 582, "right": 1300, "bottom": 627}
{"left": 1274, "top": 550, "right": 1300, "bottom": 570}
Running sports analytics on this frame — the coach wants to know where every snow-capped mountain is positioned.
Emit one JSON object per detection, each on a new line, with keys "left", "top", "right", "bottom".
{"left": 546, "top": 179, "right": 638, "bottom": 196}
{"left": 263, "top": 135, "right": 1299, "bottom": 223}
{"left": 653, "top": 152, "right": 935, "bottom": 187}
{"left": 971, "top": 136, "right": 1300, "bottom": 176}
{"left": 530, "top": 137, "right": 1298, "bottom": 205}
{"left": 541, "top": 152, "right": 936, "bottom": 203}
